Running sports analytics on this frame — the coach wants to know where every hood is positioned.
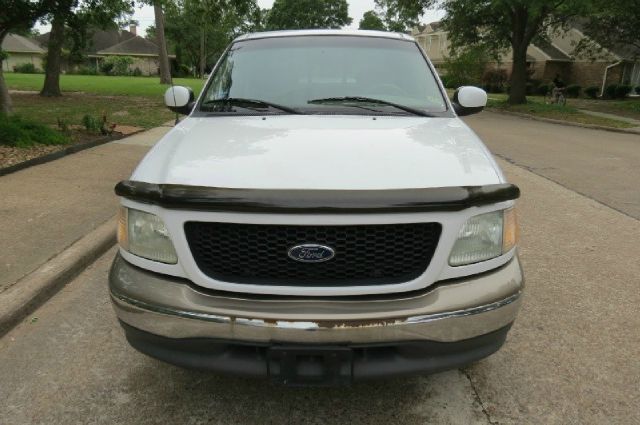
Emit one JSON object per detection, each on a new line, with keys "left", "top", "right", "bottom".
{"left": 131, "top": 115, "right": 502, "bottom": 190}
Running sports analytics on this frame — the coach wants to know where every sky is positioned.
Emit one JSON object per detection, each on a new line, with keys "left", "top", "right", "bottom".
{"left": 38, "top": 0, "right": 445, "bottom": 35}
{"left": 117, "top": 0, "right": 442, "bottom": 35}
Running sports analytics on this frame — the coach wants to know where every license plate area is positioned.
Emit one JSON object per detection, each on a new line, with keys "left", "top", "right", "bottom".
{"left": 267, "top": 346, "right": 353, "bottom": 386}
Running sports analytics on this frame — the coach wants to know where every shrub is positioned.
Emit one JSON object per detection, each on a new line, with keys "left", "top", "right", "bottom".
{"left": 101, "top": 56, "right": 134, "bottom": 76}
{"left": 584, "top": 86, "right": 599, "bottom": 99}
{"left": 482, "top": 69, "right": 508, "bottom": 93}
{"left": 525, "top": 82, "right": 534, "bottom": 95}
{"left": 537, "top": 84, "right": 551, "bottom": 96}
{"left": 81, "top": 114, "right": 102, "bottom": 132}
{"left": 0, "top": 114, "right": 68, "bottom": 148}
{"left": 73, "top": 65, "right": 98, "bottom": 75}
{"left": 635, "top": 86, "right": 640, "bottom": 95}
{"left": 439, "top": 74, "right": 456, "bottom": 89}
{"left": 81, "top": 114, "right": 114, "bottom": 135}
{"left": 99, "top": 61, "right": 114, "bottom": 75}
{"left": 565, "top": 84, "right": 581, "bottom": 98}
{"left": 443, "top": 47, "right": 489, "bottom": 88}
{"left": 13, "top": 62, "right": 39, "bottom": 73}
{"left": 172, "top": 63, "right": 192, "bottom": 78}
{"left": 604, "top": 84, "right": 618, "bottom": 99}
{"left": 615, "top": 85, "right": 632, "bottom": 99}
{"left": 132, "top": 67, "right": 142, "bottom": 77}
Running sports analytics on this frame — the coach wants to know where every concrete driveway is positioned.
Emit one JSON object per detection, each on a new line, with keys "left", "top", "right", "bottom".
{"left": 1, "top": 113, "right": 639, "bottom": 424}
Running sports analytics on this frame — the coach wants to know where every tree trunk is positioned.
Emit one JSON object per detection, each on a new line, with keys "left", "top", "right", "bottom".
{"left": 41, "top": 13, "right": 65, "bottom": 97}
{"left": 508, "top": 43, "right": 529, "bottom": 105}
{"left": 0, "top": 31, "right": 12, "bottom": 114}
{"left": 199, "top": 27, "right": 205, "bottom": 78}
{"left": 154, "top": 2, "right": 171, "bottom": 84}
{"left": 0, "top": 65, "right": 11, "bottom": 115}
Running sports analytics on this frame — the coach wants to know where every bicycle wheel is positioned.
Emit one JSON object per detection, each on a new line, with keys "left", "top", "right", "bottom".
{"left": 544, "top": 93, "right": 553, "bottom": 104}
{"left": 558, "top": 95, "right": 566, "bottom": 106}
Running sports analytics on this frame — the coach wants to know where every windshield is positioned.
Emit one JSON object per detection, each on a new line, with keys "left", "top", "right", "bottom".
{"left": 200, "top": 35, "right": 448, "bottom": 115}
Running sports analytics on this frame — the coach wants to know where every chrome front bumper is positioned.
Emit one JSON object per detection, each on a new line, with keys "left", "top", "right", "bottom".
{"left": 109, "top": 254, "right": 524, "bottom": 344}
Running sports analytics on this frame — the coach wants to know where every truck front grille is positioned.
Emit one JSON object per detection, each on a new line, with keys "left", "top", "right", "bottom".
{"left": 184, "top": 222, "right": 441, "bottom": 287}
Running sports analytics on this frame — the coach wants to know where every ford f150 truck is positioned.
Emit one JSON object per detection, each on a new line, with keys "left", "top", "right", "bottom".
{"left": 110, "top": 29, "right": 523, "bottom": 386}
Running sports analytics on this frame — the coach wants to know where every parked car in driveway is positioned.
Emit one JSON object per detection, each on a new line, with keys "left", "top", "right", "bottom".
{"left": 110, "top": 29, "right": 523, "bottom": 386}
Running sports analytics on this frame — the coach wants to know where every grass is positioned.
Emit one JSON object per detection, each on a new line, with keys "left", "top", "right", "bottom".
{"left": 4, "top": 73, "right": 205, "bottom": 98}
{"left": 3, "top": 73, "right": 204, "bottom": 131}
{"left": 10, "top": 92, "right": 175, "bottom": 129}
{"left": 570, "top": 97, "right": 640, "bottom": 121}
{"left": 485, "top": 94, "right": 635, "bottom": 129}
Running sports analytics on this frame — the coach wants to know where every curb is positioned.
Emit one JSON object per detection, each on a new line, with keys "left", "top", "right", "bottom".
{"left": 0, "top": 216, "right": 117, "bottom": 338}
{"left": 0, "top": 129, "right": 145, "bottom": 178}
{"left": 487, "top": 109, "right": 640, "bottom": 135}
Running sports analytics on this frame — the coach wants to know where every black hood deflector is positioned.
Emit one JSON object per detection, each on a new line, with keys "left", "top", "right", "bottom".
{"left": 115, "top": 180, "right": 520, "bottom": 213}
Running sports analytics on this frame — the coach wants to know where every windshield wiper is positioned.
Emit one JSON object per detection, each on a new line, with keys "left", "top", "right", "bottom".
{"left": 308, "top": 96, "right": 434, "bottom": 117}
{"left": 201, "top": 97, "right": 301, "bottom": 114}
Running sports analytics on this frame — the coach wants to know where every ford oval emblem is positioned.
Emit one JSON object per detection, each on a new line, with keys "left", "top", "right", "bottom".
{"left": 288, "top": 244, "right": 335, "bottom": 263}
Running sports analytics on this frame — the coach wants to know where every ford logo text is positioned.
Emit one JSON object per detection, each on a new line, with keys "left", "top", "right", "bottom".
{"left": 288, "top": 244, "right": 335, "bottom": 263}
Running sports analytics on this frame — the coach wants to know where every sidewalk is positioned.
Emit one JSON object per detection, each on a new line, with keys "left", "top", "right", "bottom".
{"left": 578, "top": 109, "right": 640, "bottom": 130}
{"left": 0, "top": 125, "right": 171, "bottom": 293}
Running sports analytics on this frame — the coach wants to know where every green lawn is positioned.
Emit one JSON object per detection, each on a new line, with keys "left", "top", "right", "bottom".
{"left": 484, "top": 93, "right": 634, "bottom": 129}
{"left": 10, "top": 92, "right": 175, "bottom": 130}
{"left": 5, "top": 73, "right": 205, "bottom": 98}
{"left": 3, "top": 74, "right": 207, "bottom": 132}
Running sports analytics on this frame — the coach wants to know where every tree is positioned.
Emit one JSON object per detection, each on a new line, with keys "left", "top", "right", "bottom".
{"left": 265, "top": 0, "right": 352, "bottom": 30}
{"left": 40, "top": 0, "right": 133, "bottom": 97}
{"left": 379, "top": 0, "right": 591, "bottom": 104}
{"left": 157, "top": 0, "right": 261, "bottom": 77}
{"left": 577, "top": 0, "right": 640, "bottom": 55}
{"left": 374, "top": 0, "right": 429, "bottom": 32}
{"left": 443, "top": 46, "right": 489, "bottom": 87}
{"left": 359, "top": 10, "right": 386, "bottom": 31}
{"left": 153, "top": 1, "right": 171, "bottom": 84}
{"left": 0, "top": 0, "right": 57, "bottom": 113}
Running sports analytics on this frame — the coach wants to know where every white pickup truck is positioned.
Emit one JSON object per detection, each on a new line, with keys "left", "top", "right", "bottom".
{"left": 110, "top": 29, "right": 523, "bottom": 386}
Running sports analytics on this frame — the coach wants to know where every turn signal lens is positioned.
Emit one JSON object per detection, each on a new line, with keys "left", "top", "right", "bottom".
{"left": 502, "top": 207, "right": 518, "bottom": 253}
{"left": 117, "top": 206, "right": 128, "bottom": 250}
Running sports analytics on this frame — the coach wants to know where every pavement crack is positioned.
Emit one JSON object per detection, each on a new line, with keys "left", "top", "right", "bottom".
{"left": 461, "top": 368, "right": 498, "bottom": 425}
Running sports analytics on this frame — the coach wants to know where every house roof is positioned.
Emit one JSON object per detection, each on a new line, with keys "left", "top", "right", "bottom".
{"left": 533, "top": 42, "right": 572, "bottom": 61}
{"left": 427, "top": 21, "right": 443, "bottom": 32}
{"left": 571, "top": 18, "right": 640, "bottom": 60}
{"left": 37, "top": 29, "right": 136, "bottom": 54}
{"left": 1, "top": 34, "right": 45, "bottom": 54}
{"left": 97, "top": 36, "right": 164, "bottom": 56}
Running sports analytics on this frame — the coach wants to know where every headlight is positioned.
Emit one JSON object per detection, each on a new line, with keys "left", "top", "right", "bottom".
{"left": 449, "top": 208, "right": 518, "bottom": 266}
{"left": 117, "top": 207, "right": 178, "bottom": 264}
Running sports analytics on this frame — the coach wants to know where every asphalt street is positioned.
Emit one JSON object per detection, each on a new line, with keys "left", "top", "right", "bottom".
{"left": 465, "top": 111, "right": 640, "bottom": 220}
{"left": 1, "top": 113, "right": 639, "bottom": 424}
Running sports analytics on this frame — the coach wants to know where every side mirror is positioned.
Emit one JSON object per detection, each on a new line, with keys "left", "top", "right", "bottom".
{"left": 164, "top": 86, "right": 195, "bottom": 115}
{"left": 452, "top": 86, "right": 487, "bottom": 116}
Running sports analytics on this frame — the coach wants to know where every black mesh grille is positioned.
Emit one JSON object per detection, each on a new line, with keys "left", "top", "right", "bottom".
{"left": 184, "top": 222, "right": 442, "bottom": 286}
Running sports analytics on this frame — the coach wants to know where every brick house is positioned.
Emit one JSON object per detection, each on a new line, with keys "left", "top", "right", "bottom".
{"left": 1, "top": 34, "right": 46, "bottom": 72}
{"left": 38, "top": 25, "right": 174, "bottom": 76}
{"left": 413, "top": 21, "right": 640, "bottom": 92}
{"left": 2, "top": 25, "right": 174, "bottom": 76}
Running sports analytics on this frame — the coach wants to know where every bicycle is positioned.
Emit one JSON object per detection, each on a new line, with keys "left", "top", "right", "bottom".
{"left": 545, "top": 87, "right": 567, "bottom": 106}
